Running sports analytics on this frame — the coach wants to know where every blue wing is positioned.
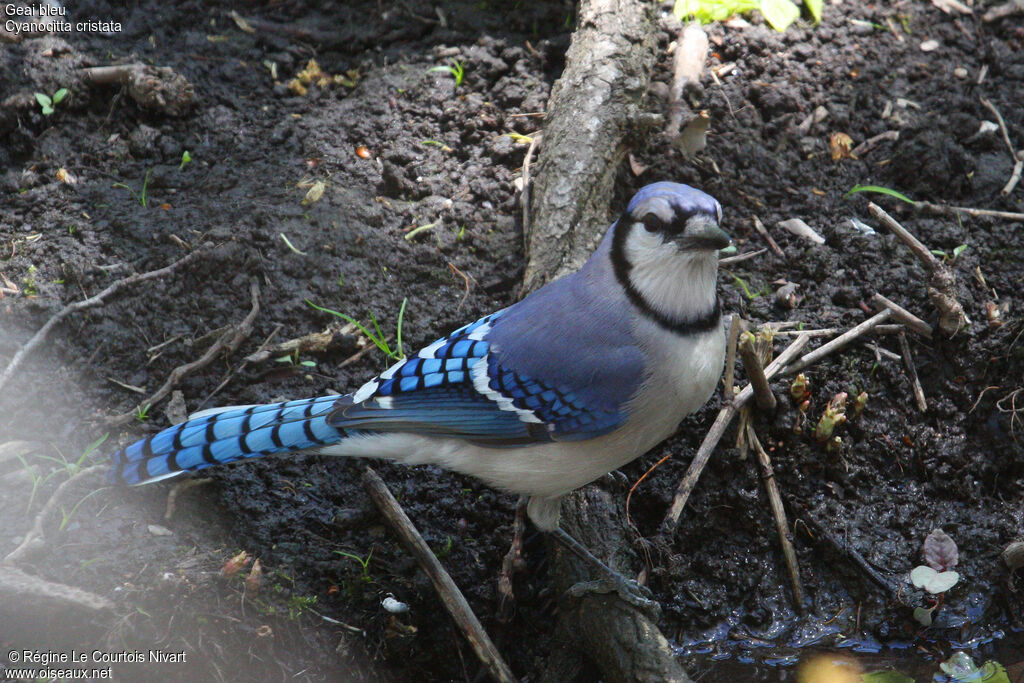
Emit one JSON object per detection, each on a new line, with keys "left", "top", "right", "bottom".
{"left": 327, "top": 310, "right": 630, "bottom": 446}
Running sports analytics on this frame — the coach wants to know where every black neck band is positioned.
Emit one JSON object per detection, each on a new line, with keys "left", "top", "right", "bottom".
{"left": 610, "top": 212, "right": 722, "bottom": 335}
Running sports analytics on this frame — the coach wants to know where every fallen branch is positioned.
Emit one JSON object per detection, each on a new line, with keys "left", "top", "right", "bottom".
{"left": 362, "top": 468, "right": 516, "bottom": 683}
{"left": 0, "top": 564, "right": 114, "bottom": 617}
{"left": 0, "top": 249, "right": 205, "bottom": 394}
{"left": 80, "top": 64, "right": 195, "bottom": 116}
{"left": 520, "top": 0, "right": 659, "bottom": 294}
{"left": 106, "top": 280, "right": 260, "bottom": 427}
{"left": 746, "top": 423, "right": 805, "bottom": 611}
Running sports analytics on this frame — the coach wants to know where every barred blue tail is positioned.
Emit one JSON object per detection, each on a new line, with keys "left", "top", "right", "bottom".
{"left": 110, "top": 395, "right": 343, "bottom": 485}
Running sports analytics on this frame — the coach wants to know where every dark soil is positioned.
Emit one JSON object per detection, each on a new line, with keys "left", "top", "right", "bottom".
{"left": 2, "top": 1, "right": 1023, "bottom": 681}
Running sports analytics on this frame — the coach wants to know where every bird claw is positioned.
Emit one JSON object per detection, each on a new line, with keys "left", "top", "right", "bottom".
{"left": 563, "top": 576, "right": 661, "bottom": 618}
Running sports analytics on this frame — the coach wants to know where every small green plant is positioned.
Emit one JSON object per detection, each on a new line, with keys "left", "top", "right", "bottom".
{"left": 287, "top": 594, "right": 318, "bottom": 620}
{"left": 179, "top": 150, "right": 193, "bottom": 170}
{"left": 434, "top": 536, "right": 454, "bottom": 559}
{"left": 22, "top": 265, "right": 39, "bottom": 296}
{"left": 306, "top": 298, "right": 407, "bottom": 361}
{"left": 910, "top": 528, "right": 960, "bottom": 626}
{"left": 726, "top": 272, "right": 764, "bottom": 300}
{"left": 59, "top": 489, "right": 103, "bottom": 531}
{"left": 844, "top": 184, "right": 915, "bottom": 204}
{"left": 113, "top": 169, "right": 152, "bottom": 207}
{"left": 280, "top": 233, "right": 307, "bottom": 255}
{"left": 34, "top": 87, "right": 68, "bottom": 115}
{"left": 275, "top": 348, "right": 317, "bottom": 368}
{"left": 335, "top": 549, "right": 374, "bottom": 582}
{"left": 427, "top": 60, "right": 465, "bottom": 90}
{"left": 930, "top": 244, "right": 968, "bottom": 263}
{"left": 135, "top": 403, "right": 151, "bottom": 422}
{"left": 675, "top": 0, "right": 820, "bottom": 31}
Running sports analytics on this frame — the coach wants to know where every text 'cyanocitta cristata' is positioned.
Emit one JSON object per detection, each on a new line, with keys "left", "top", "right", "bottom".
{"left": 110, "top": 182, "right": 729, "bottom": 591}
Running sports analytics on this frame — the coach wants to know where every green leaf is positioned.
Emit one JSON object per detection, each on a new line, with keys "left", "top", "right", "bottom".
{"left": 861, "top": 671, "right": 915, "bottom": 683}
{"left": 41, "top": 104, "right": 55, "bottom": 115}
{"left": 760, "top": 0, "right": 800, "bottom": 30}
{"left": 952, "top": 244, "right": 967, "bottom": 259}
{"left": 51, "top": 88, "right": 68, "bottom": 104}
{"left": 674, "top": 0, "right": 758, "bottom": 23}
{"left": 179, "top": 150, "right": 192, "bottom": 170}
{"left": 844, "top": 184, "right": 915, "bottom": 204}
{"left": 805, "top": 0, "right": 822, "bottom": 23}
{"left": 34, "top": 92, "right": 52, "bottom": 108}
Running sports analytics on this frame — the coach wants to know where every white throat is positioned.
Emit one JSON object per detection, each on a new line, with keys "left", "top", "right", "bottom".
{"left": 623, "top": 227, "right": 719, "bottom": 322}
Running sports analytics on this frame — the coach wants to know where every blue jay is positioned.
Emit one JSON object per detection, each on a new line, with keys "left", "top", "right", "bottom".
{"left": 110, "top": 182, "right": 729, "bottom": 598}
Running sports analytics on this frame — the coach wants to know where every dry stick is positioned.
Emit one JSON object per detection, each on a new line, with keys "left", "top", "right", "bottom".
{"left": 106, "top": 280, "right": 260, "bottom": 427}
{"left": 897, "top": 332, "right": 928, "bottom": 412}
{"left": 722, "top": 315, "right": 742, "bottom": 402}
{"left": 979, "top": 97, "right": 1023, "bottom": 197}
{"left": 4, "top": 465, "right": 107, "bottom": 566}
{"left": 799, "top": 515, "right": 898, "bottom": 598}
{"left": 868, "top": 204, "right": 939, "bottom": 270}
{"left": 772, "top": 323, "right": 904, "bottom": 337}
{"left": 746, "top": 423, "right": 805, "bottom": 611}
{"left": 1004, "top": 155, "right": 1024, "bottom": 197}
{"left": 738, "top": 333, "right": 776, "bottom": 412}
{"left": 870, "top": 293, "right": 934, "bottom": 339}
{"left": 785, "top": 309, "right": 893, "bottom": 376}
{"left": 497, "top": 496, "right": 529, "bottom": 623}
{"left": 0, "top": 249, "right": 204, "bottom": 394}
{"left": 519, "top": 133, "right": 541, "bottom": 247}
{"left": 914, "top": 202, "right": 1024, "bottom": 222}
{"left": 362, "top": 468, "right": 516, "bottom": 683}
{"left": 659, "top": 334, "right": 810, "bottom": 535}
{"left": 752, "top": 215, "right": 785, "bottom": 257}
{"left": 719, "top": 248, "right": 767, "bottom": 266}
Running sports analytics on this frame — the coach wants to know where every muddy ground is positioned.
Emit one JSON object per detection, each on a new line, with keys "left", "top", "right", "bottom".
{"left": 1, "top": 0, "right": 1023, "bottom": 681}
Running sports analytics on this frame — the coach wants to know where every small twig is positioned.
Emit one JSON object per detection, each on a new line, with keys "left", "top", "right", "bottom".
{"left": 738, "top": 332, "right": 776, "bottom": 412}
{"left": 870, "top": 293, "right": 933, "bottom": 339}
{"left": 520, "top": 133, "right": 541, "bottom": 242}
{"left": 868, "top": 204, "right": 939, "bottom": 271}
{"left": 1002, "top": 155, "right": 1023, "bottom": 197}
{"left": 243, "top": 323, "right": 351, "bottom": 364}
{"left": 722, "top": 316, "right": 742, "bottom": 401}
{"left": 799, "top": 515, "right": 900, "bottom": 599}
{"left": 106, "top": 280, "right": 260, "bottom": 427}
{"left": 751, "top": 215, "right": 785, "bottom": 258}
{"left": 4, "top": 466, "right": 107, "bottom": 566}
{"left": 0, "top": 249, "right": 204, "bottom": 394}
{"left": 447, "top": 261, "right": 473, "bottom": 312}
{"left": 979, "top": 97, "right": 1017, "bottom": 160}
{"left": 746, "top": 423, "right": 805, "bottom": 611}
{"left": 658, "top": 335, "right": 810, "bottom": 535}
{"left": 497, "top": 497, "right": 528, "bottom": 623}
{"left": 337, "top": 336, "right": 392, "bottom": 369}
{"left": 897, "top": 332, "right": 928, "bottom": 412}
{"left": 719, "top": 248, "right": 767, "bottom": 266}
{"left": 771, "top": 323, "right": 905, "bottom": 337}
{"left": 362, "top": 468, "right": 516, "bottom": 683}
{"left": 913, "top": 202, "right": 1024, "bottom": 222}
{"left": 851, "top": 130, "right": 900, "bottom": 158}
{"left": 786, "top": 310, "right": 893, "bottom": 376}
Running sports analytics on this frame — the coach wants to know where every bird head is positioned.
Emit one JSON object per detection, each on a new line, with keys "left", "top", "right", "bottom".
{"left": 610, "top": 182, "right": 728, "bottom": 330}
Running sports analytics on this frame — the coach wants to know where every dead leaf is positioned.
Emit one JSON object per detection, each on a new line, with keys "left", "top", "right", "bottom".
{"left": 302, "top": 180, "right": 326, "bottom": 206}
{"left": 923, "top": 528, "right": 959, "bottom": 571}
{"left": 829, "top": 132, "right": 856, "bottom": 161}
{"left": 628, "top": 153, "right": 648, "bottom": 176}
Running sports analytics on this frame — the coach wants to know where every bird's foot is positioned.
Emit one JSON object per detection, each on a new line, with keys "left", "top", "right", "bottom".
{"left": 563, "top": 576, "right": 661, "bottom": 617}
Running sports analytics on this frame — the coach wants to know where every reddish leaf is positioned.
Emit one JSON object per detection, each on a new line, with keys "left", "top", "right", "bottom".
{"left": 923, "top": 528, "right": 959, "bottom": 571}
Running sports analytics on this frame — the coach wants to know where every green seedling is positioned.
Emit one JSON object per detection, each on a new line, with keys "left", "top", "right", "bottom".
{"left": 59, "top": 488, "right": 103, "bottom": 531}
{"left": 675, "top": 0, "right": 821, "bottom": 31}
{"left": 135, "top": 403, "right": 151, "bottom": 422}
{"left": 287, "top": 594, "right": 318, "bottom": 620}
{"left": 275, "top": 348, "right": 317, "bottom": 368}
{"left": 22, "top": 265, "right": 38, "bottom": 296}
{"left": 335, "top": 549, "right": 374, "bottom": 582}
{"left": 179, "top": 150, "right": 192, "bottom": 170}
{"left": 428, "top": 60, "right": 465, "bottom": 89}
{"left": 34, "top": 87, "right": 68, "bottom": 115}
{"left": 930, "top": 244, "right": 968, "bottom": 263}
{"left": 844, "top": 184, "right": 915, "bottom": 204}
{"left": 280, "top": 233, "right": 307, "bottom": 255}
{"left": 814, "top": 392, "right": 847, "bottom": 442}
{"left": 790, "top": 373, "right": 810, "bottom": 403}
{"left": 405, "top": 221, "right": 438, "bottom": 241}
{"left": 727, "top": 272, "right": 764, "bottom": 300}
{"left": 112, "top": 169, "right": 152, "bottom": 207}
{"left": 306, "top": 298, "right": 407, "bottom": 361}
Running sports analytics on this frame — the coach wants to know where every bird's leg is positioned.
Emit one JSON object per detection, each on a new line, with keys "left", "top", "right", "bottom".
{"left": 549, "top": 527, "right": 660, "bottom": 617}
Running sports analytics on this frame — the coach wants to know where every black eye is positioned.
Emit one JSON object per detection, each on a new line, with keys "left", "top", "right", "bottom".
{"left": 641, "top": 214, "right": 662, "bottom": 231}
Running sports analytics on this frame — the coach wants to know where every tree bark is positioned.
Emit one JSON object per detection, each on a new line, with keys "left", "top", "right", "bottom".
{"left": 521, "top": 0, "right": 660, "bottom": 295}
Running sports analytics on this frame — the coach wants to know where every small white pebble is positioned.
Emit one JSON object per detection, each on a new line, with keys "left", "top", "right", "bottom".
{"left": 920, "top": 39, "right": 940, "bottom": 52}
{"left": 953, "top": 67, "right": 968, "bottom": 79}
{"left": 147, "top": 524, "right": 173, "bottom": 536}
{"left": 382, "top": 596, "right": 410, "bottom": 614}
